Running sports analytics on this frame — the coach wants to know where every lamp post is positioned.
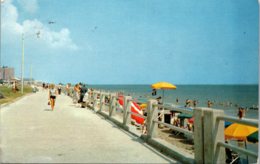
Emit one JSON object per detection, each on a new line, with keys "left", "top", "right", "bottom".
{"left": 21, "top": 31, "right": 40, "bottom": 94}
{"left": 21, "top": 33, "right": 25, "bottom": 94}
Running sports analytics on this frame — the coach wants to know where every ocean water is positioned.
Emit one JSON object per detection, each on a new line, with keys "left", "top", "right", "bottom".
{"left": 89, "top": 84, "right": 259, "bottom": 119}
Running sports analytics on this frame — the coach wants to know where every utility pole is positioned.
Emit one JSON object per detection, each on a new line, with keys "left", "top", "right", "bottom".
{"left": 30, "top": 64, "right": 32, "bottom": 85}
{"left": 21, "top": 33, "right": 25, "bottom": 94}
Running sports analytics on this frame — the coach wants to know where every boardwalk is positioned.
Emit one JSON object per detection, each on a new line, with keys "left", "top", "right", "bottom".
{"left": 0, "top": 90, "right": 177, "bottom": 163}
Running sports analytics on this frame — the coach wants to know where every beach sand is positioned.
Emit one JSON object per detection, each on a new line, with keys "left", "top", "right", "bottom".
{"left": 157, "top": 128, "right": 194, "bottom": 155}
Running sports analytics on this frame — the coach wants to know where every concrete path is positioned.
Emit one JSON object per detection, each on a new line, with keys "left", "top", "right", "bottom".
{"left": 0, "top": 90, "right": 177, "bottom": 163}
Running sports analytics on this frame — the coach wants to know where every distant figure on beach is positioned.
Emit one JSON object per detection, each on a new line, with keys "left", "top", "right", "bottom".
{"left": 176, "top": 98, "right": 179, "bottom": 104}
{"left": 152, "top": 89, "right": 157, "bottom": 96}
{"left": 237, "top": 107, "right": 245, "bottom": 119}
{"left": 185, "top": 99, "right": 191, "bottom": 107}
{"left": 156, "top": 96, "right": 162, "bottom": 105}
{"left": 49, "top": 84, "right": 58, "bottom": 111}
{"left": 207, "top": 100, "right": 213, "bottom": 108}
{"left": 193, "top": 100, "right": 197, "bottom": 107}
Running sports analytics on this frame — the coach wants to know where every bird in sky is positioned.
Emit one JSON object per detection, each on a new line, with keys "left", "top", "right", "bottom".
{"left": 36, "top": 31, "right": 41, "bottom": 38}
{"left": 48, "top": 21, "right": 56, "bottom": 24}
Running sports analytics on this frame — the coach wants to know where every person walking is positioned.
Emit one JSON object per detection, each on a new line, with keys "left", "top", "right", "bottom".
{"left": 79, "top": 84, "right": 88, "bottom": 108}
{"left": 58, "top": 84, "right": 62, "bottom": 95}
{"left": 73, "top": 84, "right": 80, "bottom": 106}
{"left": 66, "top": 83, "right": 71, "bottom": 96}
{"left": 49, "top": 84, "right": 58, "bottom": 111}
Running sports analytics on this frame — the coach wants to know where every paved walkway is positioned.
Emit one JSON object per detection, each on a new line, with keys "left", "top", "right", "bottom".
{"left": 0, "top": 90, "right": 177, "bottom": 163}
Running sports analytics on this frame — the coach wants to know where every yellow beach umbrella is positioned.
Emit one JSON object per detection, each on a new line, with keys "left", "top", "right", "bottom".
{"left": 225, "top": 123, "right": 258, "bottom": 141}
{"left": 151, "top": 82, "right": 177, "bottom": 90}
{"left": 225, "top": 123, "right": 258, "bottom": 163}
{"left": 151, "top": 82, "right": 177, "bottom": 104}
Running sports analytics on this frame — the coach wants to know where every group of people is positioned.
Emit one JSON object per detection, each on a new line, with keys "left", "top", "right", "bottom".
{"left": 171, "top": 112, "right": 193, "bottom": 131}
{"left": 72, "top": 83, "right": 88, "bottom": 108}
{"left": 184, "top": 99, "right": 198, "bottom": 108}
{"left": 45, "top": 82, "right": 90, "bottom": 110}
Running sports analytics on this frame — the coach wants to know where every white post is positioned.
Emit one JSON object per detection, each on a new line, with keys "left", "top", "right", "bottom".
{"left": 194, "top": 108, "right": 205, "bottom": 163}
{"left": 93, "top": 91, "right": 98, "bottom": 110}
{"left": 109, "top": 94, "right": 116, "bottom": 117}
{"left": 203, "top": 108, "right": 225, "bottom": 163}
{"left": 147, "top": 100, "right": 158, "bottom": 138}
{"left": 99, "top": 93, "right": 105, "bottom": 112}
{"left": 123, "top": 96, "right": 131, "bottom": 127}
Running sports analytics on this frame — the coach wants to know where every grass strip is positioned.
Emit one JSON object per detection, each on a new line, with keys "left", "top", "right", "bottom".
{"left": 0, "top": 85, "right": 32, "bottom": 104}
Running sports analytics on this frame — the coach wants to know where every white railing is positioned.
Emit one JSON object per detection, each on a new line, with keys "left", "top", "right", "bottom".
{"left": 86, "top": 90, "right": 258, "bottom": 164}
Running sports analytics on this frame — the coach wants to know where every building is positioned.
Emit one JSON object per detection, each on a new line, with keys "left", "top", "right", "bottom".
{"left": 0, "top": 66, "right": 15, "bottom": 82}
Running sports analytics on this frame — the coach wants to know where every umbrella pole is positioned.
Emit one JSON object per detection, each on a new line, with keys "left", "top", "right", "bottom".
{"left": 162, "top": 90, "right": 165, "bottom": 125}
{"left": 245, "top": 141, "right": 248, "bottom": 164}
{"left": 162, "top": 90, "right": 164, "bottom": 105}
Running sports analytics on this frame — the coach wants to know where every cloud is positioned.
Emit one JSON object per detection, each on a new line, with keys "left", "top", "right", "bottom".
{"left": 1, "top": 0, "right": 78, "bottom": 51}
{"left": 17, "top": 0, "right": 38, "bottom": 13}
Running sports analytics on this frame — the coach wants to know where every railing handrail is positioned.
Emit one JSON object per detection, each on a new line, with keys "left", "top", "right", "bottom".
{"left": 153, "top": 104, "right": 193, "bottom": 115}
{"left": 217, "top": 141, "right": 258, "bottom": 158}
{"left": 153, "top": 120, "right": 193, "bottom": 136}
{"left": 217, "top": 115, "right": 258, "bottom": 127}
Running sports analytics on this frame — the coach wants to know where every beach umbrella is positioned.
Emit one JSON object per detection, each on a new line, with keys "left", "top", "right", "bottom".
{"left": 225, "top": 123, "right": 258, "bottom": 141}
{"left": 225, "top": 123, "right": 258, "bottom": 163}
{"left": 224, "top": 121, "right": 233, "bottom": 128}
{"left": 177, "top": 113, "right": 193, "bottom": 119}
{"left": 140, "top": 103, "right": 147, "bottom": 110}
{"left": 151, "top": 82, "right": 177, "bottom": 90}
{"left": 151, "top": 82, "right": 177, "bottom": 104}
{"left": 247, "top": 131, "right": 258, "bottom": 143}
{"left": 188, "top": 117, "right": 194, "bottom": 124}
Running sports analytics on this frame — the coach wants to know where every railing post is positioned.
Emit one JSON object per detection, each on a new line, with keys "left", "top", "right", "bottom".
{"left": 123, "top": 96, "right": 131, "bottom": 128}
{"left": 147, "top": 100, "right": 158, "bottom": 138}
{"left": 194, "top": 108, "right": 205, "bottom": 164}
{"left": 93, "top": 91, "right": 98, "bottom": 111}
{"left": 109, "top": 94, "right": 116, "bottom": 117}
{"left": 203, "top": 108, "right": 225, "bottom": 164}
{"left": 99, "top": 93, "right": 105, "bottom": 112}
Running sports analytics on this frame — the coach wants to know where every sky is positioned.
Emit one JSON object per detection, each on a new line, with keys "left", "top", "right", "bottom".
{"left": 1, "top": 0, "right": 259, "bottom": 84}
